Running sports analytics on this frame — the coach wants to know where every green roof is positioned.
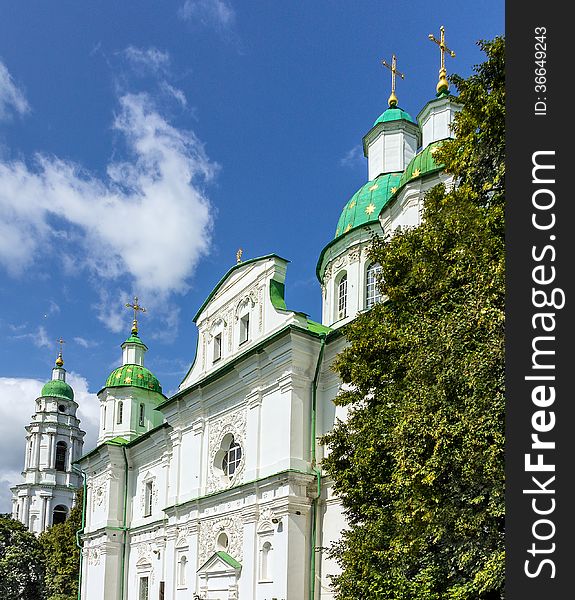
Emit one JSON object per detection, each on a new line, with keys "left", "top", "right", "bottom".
{"left": 215, "top": 551, "right": 242, "bottom": 569}
{"left": 41, "top": 379, "right": 74, "bottom": 401}
{"left": 334, "top": 171, "right": 402, "bottom": 238}
{"left": 105, "top": 364, "right": 163, "bottom": 394}
{"left": 396, "top": 139, "right": 446, "bottom": 190}
{"left": 122, "top": 334, "right": 148, "bottom": 349}
{"left": 373, "top": 106, "right": 416, "bottom": 126}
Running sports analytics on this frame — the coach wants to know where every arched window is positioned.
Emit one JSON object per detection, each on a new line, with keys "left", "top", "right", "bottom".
{"left": 117, "top": 401, "right": 123, "bottom": 424}
{"left": 337, "top": 274, "right": 348, "bottom": 320}
{"left": 260, "top": 541, "right": 273, "bottom": 581}
{"left": 177, "top": 554, "right": 187, "bottom": 587}
{"left": 366, "top": 262, "right": 382, "bottom": 309}
{"left": 216, "top": 531, "right": 229, "bottom": 551}
{"left": 52, "top": 504, "right": 68, "bottom": 525}
{"left": 139, "top": 403, "right": 145, "bottom": 427}
{"left": 55, "top": 441, "right": 67, "bottom": 471}
{"left": 222, "top": 438, "right": 242, "bottom": 479}
{"left": 102, "top": 404, "right": 107, "bottom": 430}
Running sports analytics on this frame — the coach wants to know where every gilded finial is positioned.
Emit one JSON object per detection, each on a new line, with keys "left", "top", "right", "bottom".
{"left": 125, "top": 296, "right": 146, "bottom": 335}
{"left": 428, "top": 26, "right": 456, "bottom": 95}
{"left": 236, "top": 248, "right": 243, "bottom": 264}
{"left": 55, "top": 337, "right": 65, "bottom": 367}
{"left": 381, "top": 54, "right": 405, "bottom": 108}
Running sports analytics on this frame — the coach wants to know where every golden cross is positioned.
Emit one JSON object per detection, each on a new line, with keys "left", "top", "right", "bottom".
{"left": 125, "top": 296, "right": 146, "bottom": 335}
{"left": 381, "top": 54, "right": 405, "bottom": 108}
{"left": 428, "top": 26, "right": 456, "bottom": 94}
{"left": 236, "top": 248, "right": 243, "bottom": 264}
{"left": 55, "top": 337, "right": 65, "bottom": 366}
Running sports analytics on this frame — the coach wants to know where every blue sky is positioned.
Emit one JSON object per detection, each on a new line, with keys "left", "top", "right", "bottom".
{"left": 0, "top": 1, "right": 504, "bottom": 511}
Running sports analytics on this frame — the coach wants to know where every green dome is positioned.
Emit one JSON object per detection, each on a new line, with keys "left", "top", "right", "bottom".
{"left": 397, "top": 139, "right": 446, "bottom": 189}
{"left": 41, "top": 379, "right": 74, "bottom": 401}
{"left": 122, "top": 334, "right": 148, "bottom": 349}
{"left": 373, "top": 106, "right": 416, "bottom": 127}
{"left": 105, "top": 364, "right": 162, "bottom": 394}
{"left": 335, "top": 172, "right": 403, "bottom": 238}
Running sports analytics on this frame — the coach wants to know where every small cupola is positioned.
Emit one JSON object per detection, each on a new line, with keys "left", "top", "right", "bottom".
{"left": 362, "top": 54, "right": 420, "bottom": 180}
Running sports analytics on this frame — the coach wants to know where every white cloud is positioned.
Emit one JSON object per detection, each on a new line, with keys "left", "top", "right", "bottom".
{"left": 73, "top": 336, "right": 99, "bottom": 349}
{"left": 0, "top": 90, "right": 216, "bottom": 315}
{"left": 179, "top": 0, "right": 236, "bottom": 31}
{"left": 122, "top": 46, "right": 171, "bottom": 75}
{"left": 10, "top": 325, "right": 51, "bottom": 349}
{"left": 0, "top": 374, "right": 100, "bottom": 513}
{"left": 0, "top": 61, "right": 30, "bottom": 120}
{"left": 160, "top": 82, "right": 188, "bottom": 109}
{"left": 340, "top": 144, "right": 364, "bottom": 169}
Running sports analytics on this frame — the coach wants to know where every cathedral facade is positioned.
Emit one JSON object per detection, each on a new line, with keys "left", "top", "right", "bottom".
{"left": 12, "top": 38, "right": 462, "bottom": 599}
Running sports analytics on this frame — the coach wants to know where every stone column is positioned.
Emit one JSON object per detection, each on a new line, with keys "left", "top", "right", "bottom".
{"left": 45, "top": 496, "right": 53, "bottom": 529}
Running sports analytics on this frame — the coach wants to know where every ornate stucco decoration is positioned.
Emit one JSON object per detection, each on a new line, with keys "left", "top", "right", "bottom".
{"left": 198, "top": 515, "right": 243, "bottom": 567}
{"left": 207, "top": 408, "right": 247, "bottom": 493}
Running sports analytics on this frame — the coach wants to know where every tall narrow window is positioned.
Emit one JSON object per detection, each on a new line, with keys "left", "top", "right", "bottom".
{"left": 117, "top": 401, "right": 123, "bottom": 425}
{"left": 144, "top": 481, "right": 153, "bottom": 517}
{"left": 366, "top": 263, "right": 382, "bottom": 309}
{"left": 139, "top": 403, "right": 145, "bottom": 427}
{"left": 260, "top": 541, "right": 273, "bottom": 581}
{"left": 103, "top": 405, "right": 107, "bottom": 430}
{"left": 213, "top": 333, "right": 222, "bottom": 362}
{"left": 139, "top": 576, "right": 149, "bottom": 600}
{"left": 337, "top": 274, "right": 348, "bottom": 320}
{"left": 239, "top": 313, "right": 250, "bottom": 345}
{"left": 55, "top": 441, "right": 67, "bottom": 471}
{"left": 177, "top": 555, "right": 187, "bottom": 587}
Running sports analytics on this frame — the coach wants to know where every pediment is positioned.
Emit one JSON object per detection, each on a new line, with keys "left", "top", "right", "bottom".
{"left": 197, "top": 551, "right": 241, "bottom": 575}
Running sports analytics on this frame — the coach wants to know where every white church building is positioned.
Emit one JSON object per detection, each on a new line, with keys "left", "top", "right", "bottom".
{"left": 13, "top": 33, "right": 461, "bottom": 600}
{"left": 10, "top": 348, "right": 85, "bottom": 533}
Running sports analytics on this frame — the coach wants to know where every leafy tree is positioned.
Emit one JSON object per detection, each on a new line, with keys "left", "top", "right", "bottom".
{"left": 321, "top": 38, "right": 505, "bottom": 600}
{"left": 39, "top": 489, "right": 83, "bottom": 600}
{"left": 0, "top": 514, "right": 46, "bottom": 600}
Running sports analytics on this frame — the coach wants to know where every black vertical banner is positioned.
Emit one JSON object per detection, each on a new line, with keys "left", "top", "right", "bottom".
{"left": 506, "top": 2, "right": 572, "bottom": 598}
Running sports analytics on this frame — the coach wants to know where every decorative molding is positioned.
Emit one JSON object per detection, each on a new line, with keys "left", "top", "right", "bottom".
{"left": 348, "top": 245, "right": 362, "bottom": 262}
{"left": 207, "top": 408, "right": 247, "bottom": 493}
{"left": 258, "top": 286, "right": 264, "bottom": 332}
{"left": 198, "top": 515, "right": 243, "bottom": 567}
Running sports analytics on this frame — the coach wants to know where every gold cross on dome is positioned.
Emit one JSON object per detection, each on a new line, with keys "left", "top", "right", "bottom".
{"left": 55, "top": 337, "right": 65, "bottom": 367}
{"left": 125, "top": 296, "right": 146, "bottom": 335}
{"left": 428, "top": 26, "right": 456, "bottom": 94}
{"left": 236, "top": 248, "right": 243, "bottom": 264}
{"left": 381, "top": 54, "right": 405, "bottom": 108}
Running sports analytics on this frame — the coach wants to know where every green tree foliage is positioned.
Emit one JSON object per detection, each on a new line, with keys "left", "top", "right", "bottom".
{"left": 39, "top": 489, "right": 83, "bottom": 600}
{"left": 0, "top": 514, "right": 46, "bottom": 600}
{"left": 321, "top": 38, "right": 505, "bottom": 600}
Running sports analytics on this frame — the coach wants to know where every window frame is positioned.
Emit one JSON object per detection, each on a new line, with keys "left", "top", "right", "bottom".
{"left": 239, "top": 312, "right": 250, "bottom": 345}
{"left": 213, "top": 332, "right": 222, "bottom": 363}
{"left": 55, "top": 441, "right": 67, "bottom": 472}
{"left": 336, "top": 272, "right": 348, "bottom": 321}
{"left": 144, "top": 480, "right": 153, "bottom": 517}
{"left": 365, "top": 262, "right": 382, "bottom": 309}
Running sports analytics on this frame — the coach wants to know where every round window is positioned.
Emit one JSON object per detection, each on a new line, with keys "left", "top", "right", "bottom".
{"left": 58, "top": 404, "right": 66, "bottom": 413}
{"left": 214, "top": 433, "right": 243, "bottom": 482}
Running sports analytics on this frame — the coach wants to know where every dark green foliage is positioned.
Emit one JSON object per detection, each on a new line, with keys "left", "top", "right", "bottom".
{"left": 39, "top": 489, "right": 83, "bottom": 600}
{"left": 0, "top": 514, "right": 46, "bottom": 600}
{"left": 321, "top": 38, "right": 505, "bottom": 599}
